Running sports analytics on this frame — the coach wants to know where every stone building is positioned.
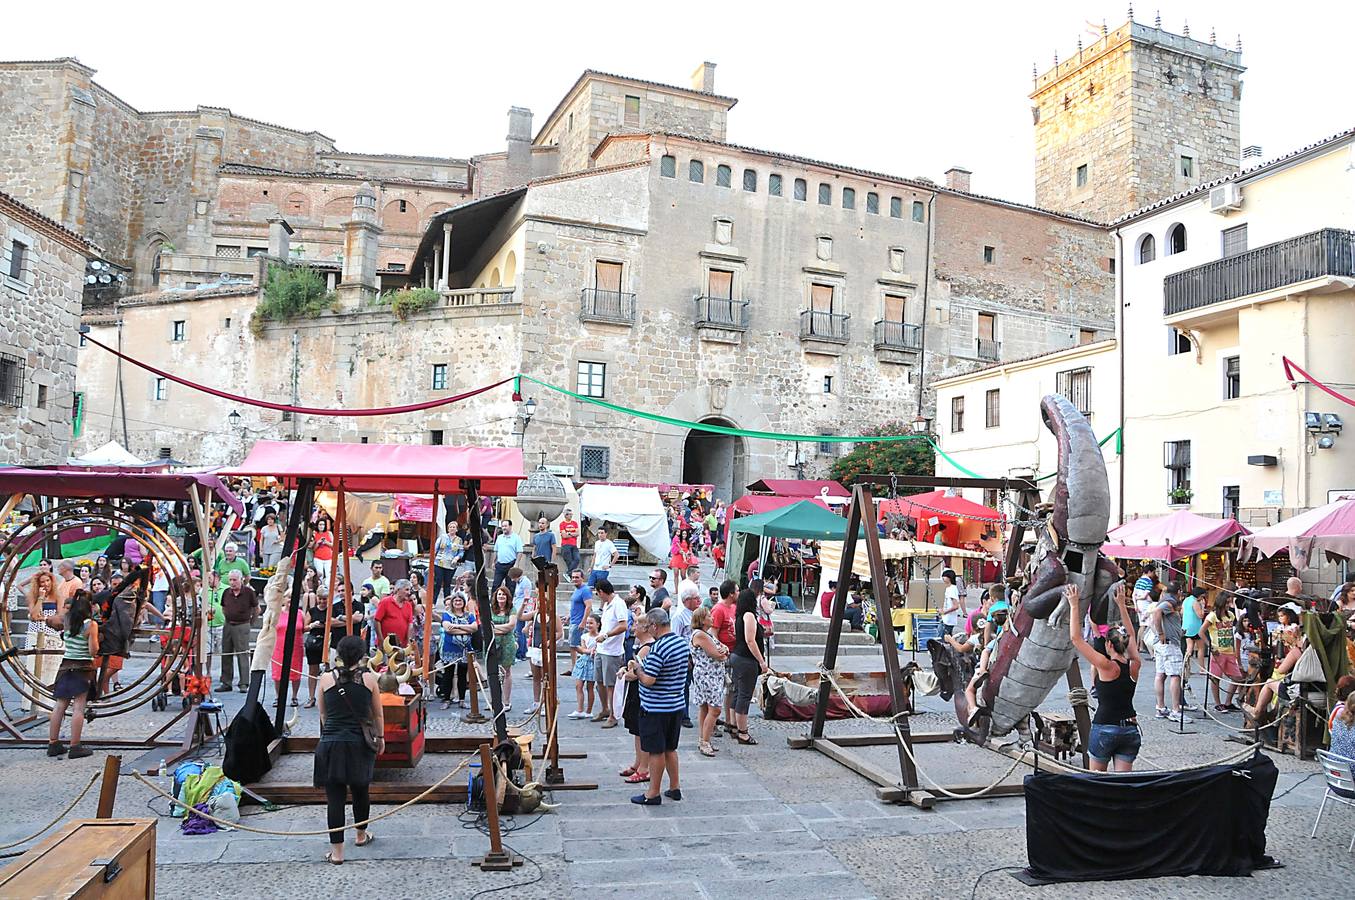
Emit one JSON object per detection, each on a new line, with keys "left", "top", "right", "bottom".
{"left": 1032, "top": 19, "right": 1244, "bottom": 222}
{"left": 0, "top": 190, "right": 95, "bottom": 464}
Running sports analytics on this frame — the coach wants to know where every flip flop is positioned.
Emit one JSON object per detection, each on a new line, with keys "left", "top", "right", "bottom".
{"left": 624, "top": 771, "right": 651, "bottom": 783}
{"left": 324, "top": 852, "right": 343, "bottom": 865}
{"left": 354, "top": 833, "right": 375, "bottom": 847}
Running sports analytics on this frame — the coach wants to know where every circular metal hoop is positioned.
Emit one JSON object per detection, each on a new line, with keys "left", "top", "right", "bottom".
{"left": 0, "top": 501, "right": 200, "bottom": 717}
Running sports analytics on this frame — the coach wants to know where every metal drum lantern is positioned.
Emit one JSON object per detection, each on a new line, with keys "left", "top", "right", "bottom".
{"left": 515, "top": 466, "right": 567, "bottom": 524}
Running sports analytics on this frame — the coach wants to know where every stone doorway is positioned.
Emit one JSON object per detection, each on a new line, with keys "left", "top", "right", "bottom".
{"left": 682, "top": 417, "right": 746, "bottom": 503}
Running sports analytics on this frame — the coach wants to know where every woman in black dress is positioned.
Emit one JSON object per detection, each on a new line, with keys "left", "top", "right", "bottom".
{"left": 314, "top": 635, "right": 384, "bottom": 863}
{"left": 303, "top": 589, "right": 330, "bottom": 708}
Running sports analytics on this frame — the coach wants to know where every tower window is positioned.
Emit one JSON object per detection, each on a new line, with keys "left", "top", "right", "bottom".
{"left": 1180, "top": 155, "right": 1194, "bottom": 178}
{"left": 911, "top": 201, "right": 925, "bottom": 223}
{"left": 769, "top": 174, "right": 783, "bottom": 197}
{"left": 398, "top": 199, "right": 407, "bottom": 213}
{"left": 1075, "top": 164, "right": 1088, "bottom": 188}
{"left": 742, "top": 168, "right": 757, "bottom": 192}
{"left": 623, "top": 95, "right": 641, "bottom": 126}
{"left": 660, "top": 155, "right": 676, "bottom": 178}
{"left": 689, "top": 159, "right": 704, "bottom": 183}
{"left": 866, "top": 192, "right": 879, "bottom": 214}
{"left": 982, "top": 246, "right": 996, "bottom": 264}
{"left": 429, "top": 429, "right": 444, "bottom": 445}
{"left": 817, "top": 183, "right": 831, "bottom": 205}
{"left": 841, "top": 187, "right": 855, "bottom": 210}
{"left": 716, "top": 165, "right": 731, "bottom": 188}
{"left": 793, "top": 178, "right": 807, "bottom": 201}
{"left": 1137, "top": 233, "right": 1156, "bottom": 264}
{"left": 823, "top": 375, "right": 833, "bottom": 394}
{"left": 889, "top": 197, "right": 902, "bottom": 218}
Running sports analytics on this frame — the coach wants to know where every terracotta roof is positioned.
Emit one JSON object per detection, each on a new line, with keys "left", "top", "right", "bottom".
{"left": 217, "top": 163, "right": 468, "bottom": 190}
{"left": 1112, "top": 125, "right": 1355, "bottom": 226}
{"left": 322, "top": 150, "right": 469, "bottom": 165}
{"left": 527, "top": 158, "right": 650, "bottom": 188}
{"left": 116, "top": 282, "right": 258, "bottom": 308}
{"left": 0, "top": 189, "right": 100, "bottom": 256}
{"left": 616, "top": 133, "right": 1106, "bottom": 227}
{"left": 931, "top": 338, "right": 1117, "bottom": 385}
{"left": 534, "top": 69, "right": 738, "bottom": 144}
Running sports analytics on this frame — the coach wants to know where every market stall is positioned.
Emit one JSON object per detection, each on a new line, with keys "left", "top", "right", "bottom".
{"left": 1242, "top": 494, "right": 1355, "bottom": 569}
{"left": 576, "top": 483, "right": 670, "bottom": 565}
{"left": 729, "top": 500, "right": 861, "bottom": 604}
{"left": 1101, "top": 509, "right": 1251, "bottom": 590}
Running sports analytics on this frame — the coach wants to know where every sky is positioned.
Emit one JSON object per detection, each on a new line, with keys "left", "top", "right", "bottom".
{"left": 10, "top": 1, "right": 1354, "bottom": 205}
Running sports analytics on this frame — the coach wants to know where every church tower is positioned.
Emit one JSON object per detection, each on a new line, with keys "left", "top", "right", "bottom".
{"left": 1031, "top": 16, "right": 1244, "bottom": 222}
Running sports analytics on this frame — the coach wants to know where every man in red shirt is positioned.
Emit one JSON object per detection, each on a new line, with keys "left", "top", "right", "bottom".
{"left": 373, "top": 579, "right": 416, "bottom": 647}
{"left": 558, "top": 510, "right": 580, "bottom": 576}
{"left": 709, "top": 579, "right": 738, "bottom": 733}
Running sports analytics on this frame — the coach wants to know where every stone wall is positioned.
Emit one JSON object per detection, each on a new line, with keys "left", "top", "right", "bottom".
{"left": 0, "top": 197, "right": 88, "bottom": 464}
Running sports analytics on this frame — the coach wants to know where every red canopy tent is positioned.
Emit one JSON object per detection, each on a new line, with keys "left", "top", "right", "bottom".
{"left": 1102, "top": 510, "right": 1250, "bottom": 561}
{"left": 220, "top": 441, "right": 523, "bottom": 495}
{"left": 876, "top": 490, "right": 1003, "bottom": 546}
{"left": 725, "top": 493, "right": 830, "bottom": 547}
{"left": 746, "top": 478, "right": 849, "bottom": 500}
{"left": 0, "top": 467, "right": 244, "bottom": 516}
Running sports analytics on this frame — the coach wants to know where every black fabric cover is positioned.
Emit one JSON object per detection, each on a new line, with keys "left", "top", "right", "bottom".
{"left": 222, "top": 700, "right": 278, "bottom": 785}
{"left": 1022, "top": 750, "right": 1278, "bottom": 884}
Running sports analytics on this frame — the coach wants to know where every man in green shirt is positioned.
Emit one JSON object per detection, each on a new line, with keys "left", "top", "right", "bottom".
{"left": 364, "top": 560, "right": 391, "bottom": 599}
{"left": 213, "top": 543, "right": 252, "bottom": 581}
{"left": 204, "top": 570, "right": 226, "bottom": 678}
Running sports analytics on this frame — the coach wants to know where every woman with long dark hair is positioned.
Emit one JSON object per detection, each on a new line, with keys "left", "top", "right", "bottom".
{"left": 48, "top": 590, "right": 99, "bottom": 758}
{"left": 490, "top": 585, "right": 518, "bottom": 709}
{"left": 303, "top": 588, "right": 331, "bottom": 708}
{"left": 315, "top": 634, "right": 383, "bottom": 864}
{"left": 1068, "top": 583, "right": 1142, "bottom": 772}
{"left": 728, "top": 588, "right": 768, "bottom": 745}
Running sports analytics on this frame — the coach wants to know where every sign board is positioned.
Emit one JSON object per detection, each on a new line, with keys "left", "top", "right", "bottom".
{"left": 1262, "top": 489, "right": 1284, "bottom": 507}
{"left": 544, "top": 465, "right": 575, "bottom": 477}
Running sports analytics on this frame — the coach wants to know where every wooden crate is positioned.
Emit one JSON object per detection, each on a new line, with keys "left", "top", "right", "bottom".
{"left": 0, "top": 818, "right": 155, "bottom": 899}
{"left": 377, "top": 692, "right": 425, "bottom": 768}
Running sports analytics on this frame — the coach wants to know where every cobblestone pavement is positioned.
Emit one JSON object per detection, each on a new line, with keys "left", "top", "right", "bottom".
{"left": 1, "top": 556, "right": 1351, "bottom": 897}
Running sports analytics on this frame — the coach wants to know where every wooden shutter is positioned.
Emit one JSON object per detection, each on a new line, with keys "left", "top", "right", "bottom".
{"left": 978, "top": 313, "right": 995, "bottom": 341}
{"left": 883, "top": 294, "right": 906, "bottom": 322}
{"left": 707, "top": 269, "right": 733, "bottom": 300}
{"left": 811, "top": 283, "right": 834, "bottom": 312}
{"left": 595, "top": 261, "right": 622, "bottom": 292}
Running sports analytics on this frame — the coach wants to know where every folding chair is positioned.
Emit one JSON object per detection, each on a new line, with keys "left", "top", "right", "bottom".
{"left": 1311, "top": 748, "right": 1355, "bottom": 851}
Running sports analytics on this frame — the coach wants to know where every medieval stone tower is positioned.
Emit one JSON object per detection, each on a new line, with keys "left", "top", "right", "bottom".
{"left": 1031, "top": 17, "right": 1244, "bottom": 222}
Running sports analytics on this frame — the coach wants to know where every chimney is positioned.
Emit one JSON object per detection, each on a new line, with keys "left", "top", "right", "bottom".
{"left": 506, "top": 106, "right": 533, "bottom": 187}
{"left": 1242, "top": 145, "right": 1263, "bottom": 162}
{"left": 337, "top": 183, "right": 382, "bottom": 309}
{"left": 690, "top": 61, "right": 717, "bottom": 94}
{"left": 266, "top": 216, "right": 293, "bottom": 259}
{"left": 944, "top": 166, "right": 972, "bottom": 192}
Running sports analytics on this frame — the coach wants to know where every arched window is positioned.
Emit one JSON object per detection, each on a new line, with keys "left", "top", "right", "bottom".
{"left": 716, "top": 165, "right": 732, "bottom": 188}
{"left": 1138, "top": 233, "right": 1156, "bottom": 264}
{"left": 1166, "top": 223, "right": 1187, "bottom": 255}
{"left": 689, "top": 159, "right": 704, "bottom": 183}
{"left": 659, "top": 155, "right": 676, "bottom": 178}
{"left": 742, "top": 168, "right": 757, "bottom": 192}
{"left": 490, "top": 267, "right": 502, "bottom": 287}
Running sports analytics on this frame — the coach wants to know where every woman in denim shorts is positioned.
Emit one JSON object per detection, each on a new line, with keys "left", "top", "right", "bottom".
{"left": 1066, "top": 582, "right": 1143, "bottom": 772}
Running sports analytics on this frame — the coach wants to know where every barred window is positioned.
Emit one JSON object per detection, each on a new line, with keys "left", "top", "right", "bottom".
{"left": 889, "top": 197, "right": 902, "bottom": 218}
{"left": 580, "top": 445, "right": 610, "bottom": 479}
{"left": 0, "top": 352, "right": 24, "bottom": 407}
{"left": 818, "top": 183, "right": 831, "bottom": 205}
{"left": 866, "top": 192, "right": 879, "bottom": 214}
{"left": 911, "top": 201, "right": 925, "bottom": 223}
{"left": 215, "top": 245, "right": 242, "bottom": 259}
{"left": 769, "top": 174, "right": 783, "bottom": 197}
{"left": 742, "top": 169, "right": 757, "bottom": 192}
{"left": 985, "top": 389, "right": 1000, "bottom": 428}
{"left": 950, "top": 396, "right": 965, "bottom": 433}
{"left": 793, "top": 179, "right": 807, "bottom": 201}
{"left": 817, "top": 431, "right": 837, "bottom": 457}
{"left": 842, "top": 187, "right": 855, "bottom": 210}
{"left": 716, "top": 165, "right": 732, "bottom": 188}
{"left": 1055, "top": 367, "right": 1092, "bottom": 417}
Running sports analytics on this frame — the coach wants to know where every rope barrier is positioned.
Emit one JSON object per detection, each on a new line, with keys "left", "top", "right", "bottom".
{"left": 0, "top": 772, "right": 101, "bottom": 851}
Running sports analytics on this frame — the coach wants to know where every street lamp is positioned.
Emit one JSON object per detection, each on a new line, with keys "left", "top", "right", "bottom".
{"left": 518, "top": 397, "right": 537, "bottom": 447}
{"left": 911, "top": 415, "right": 929, "bottom": 435}
{"left": 228, "top": 409, "right": 242, "bottom": 429}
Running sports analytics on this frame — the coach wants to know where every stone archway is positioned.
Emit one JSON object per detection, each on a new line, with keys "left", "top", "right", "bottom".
{"left": 682, "top": 417, "right": 746, "bottom": 502}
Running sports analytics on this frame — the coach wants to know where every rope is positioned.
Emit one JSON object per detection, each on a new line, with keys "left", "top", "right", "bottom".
{"left": 130, "top": 754, "right": 472, "bottom": 836}
{"left": 0, "top": 772, "right": 101, "bottom": 850}
{"left": 1066, "top": 687, "right": 1090, "bottom": 708}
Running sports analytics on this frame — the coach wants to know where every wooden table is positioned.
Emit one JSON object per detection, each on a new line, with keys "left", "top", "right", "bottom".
{"left": 0, "top": 818, "right": 155, "bottom": 899}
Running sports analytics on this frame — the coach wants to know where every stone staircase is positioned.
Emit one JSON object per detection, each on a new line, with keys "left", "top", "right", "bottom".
{"left": 769, "top": 611, "right": 883, "bottom": 657}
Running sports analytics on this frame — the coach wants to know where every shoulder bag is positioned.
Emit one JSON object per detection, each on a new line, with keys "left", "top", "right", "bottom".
{"left": 335, "top": 677, "right": 382, "bottom": 752}
{"left": 1290, "top": 642, "right": 1325, "bottom": 684}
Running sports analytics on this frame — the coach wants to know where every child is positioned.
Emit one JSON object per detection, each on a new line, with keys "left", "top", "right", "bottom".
{"left": 712, "top": 540, "right": 726, "bottom": 579}
{"left": 1202, "top": 594, "right": 1242, "bottom": 712}
{"left": 963, "top": 603, "right": 1009, "bottom": 725}
{"left": 48, "top": 591, "right": 99, "bottom": 758}
{"left": 568, "top": 614, "right": 599, "bottom": 719}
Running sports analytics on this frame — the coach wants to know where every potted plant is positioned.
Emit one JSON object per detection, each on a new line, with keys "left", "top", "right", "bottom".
{"left": 1168, "top": 487, "right": 1193, "bottom": 506}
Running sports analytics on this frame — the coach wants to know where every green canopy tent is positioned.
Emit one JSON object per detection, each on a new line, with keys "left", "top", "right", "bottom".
{"left": 729, "top": 500, "right": 865, "bottom": 588}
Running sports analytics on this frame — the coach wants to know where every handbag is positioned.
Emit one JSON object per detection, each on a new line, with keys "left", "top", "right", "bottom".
{"left": 335, "top": 680, "right": 382, "bottom": 752}
{"left": 1290, "top": 643, "right": 1325, "bottom": 683}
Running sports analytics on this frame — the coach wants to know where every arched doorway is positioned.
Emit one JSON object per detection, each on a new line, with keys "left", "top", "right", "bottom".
{"left": 682, "top": 417, "right": 746, "bottom": 502}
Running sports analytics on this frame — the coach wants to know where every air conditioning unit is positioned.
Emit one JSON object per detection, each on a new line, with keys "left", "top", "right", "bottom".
{"left": 1208, "top": 183, "right": 1243, "bottom": 214}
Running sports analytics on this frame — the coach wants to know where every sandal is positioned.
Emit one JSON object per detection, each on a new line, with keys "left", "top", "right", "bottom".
{"left": 618, "top": 766, "right": 637, "bottom": 778}
{"left": 324, "top": 852, "right": 343, "bottom": 865}
{"left": 624, "top": 771, "right": 651, "bottom": 783}
{"left": 304, "top": 698, "right": 317, "bottom": 709}
{"left": 354, "top": 833, "right": 375, "bottom": 847}
{"left": 699, "top": 742, "right": 717, "bottom": 757}
{"left": 736, "top": 731, "right": 758, "bottom": 745}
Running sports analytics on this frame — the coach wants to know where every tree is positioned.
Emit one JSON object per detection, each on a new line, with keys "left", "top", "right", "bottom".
{"left": 830, "top": 421, "right": 934, "bottom": 488}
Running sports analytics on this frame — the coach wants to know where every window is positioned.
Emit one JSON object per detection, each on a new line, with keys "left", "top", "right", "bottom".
{"left": 1224, "top": 355, "right": 1241, "bottom": 400}
{"left": 1079, "top": 328, "right": 1097, "bottom": 345}
{"left": 707, "top": 269, "right": 733, "bottom": 300}
{"left": 1137, "top": 233, "right": 1156, "bottom": 264}
{"left": 1055, "top": 367, "right": 1092, "bottom": 417}
{"left": 716, "top": 165, "right": 732, "bottom": 188}
{"left": 660, "top": 155, "right": 676, "bottom": 178}
{"left": 769, "top": 174, "right": 783, "bottom": 197}
{"left": 580, "top": 445, "right": 611, "bottom": 479}
{"left": 1221, "top": 224, "right": 1248, "bottom": 257}
{"left": 1108, "top": 257, "right": 1116, "bottom": 274}
{"left": 689, "top": 159, "right": 704, "bottom": 183}
{"left": 1075, "top": 164, "right": 1088, "bottom": 188}
{"left": 7, "top": 240, "right": 28, "bottom": 280}
{"left": 811, "top": 283, "right": 835, "bottom": 313}
{"left": 171, "top": 320, "right": 186, "bottom": 342}
{"left": 623, "top": 95, "right": 640, "bottom": 126}
{"left": 429, "top": 429, "right": 444, "bottom": 446}
{"left": 224, "top": 317, "right": 232, "bottom": 329}
{"left": 1166, "top": 223, "right": 1186, "bottom": 255}
{"left": 883, "top": 293, "right": 907, "bottom": 322}
{"left": 742, "top": 168, "right": 757, "bottom": 192}
{"left": 281, "top": 409, "right": 292, "bottom": 423}
{"left": 983, "top": 488, "right": 1000, "bottom": 510}
{"left": 360, "top": 436, "right": 369, "bottom": 444}
{"left": 577, "top": 361, "right": 606, "bottom": 398}
{"left": 246, "top": 246, "right": 268, "bottom": 258}
{"left": 793, "top": 178, "right": 807, "bottom": 201}
{"left": 215, "top": 245, "right": 241, "bottom": 259}
{"left": 0, "top": 352, "right": 21, "bottom": 407}
{"left": 1180, "top": 155, "right": 1194, "bottom": 178}
{"left": 866, "top": 192, "right": 879, "bottom": 214}
{"left": 79, "top": 331, "right": 87, "bottom": 347}
{"left": 1167, "top": 326, "right": 1191, "bottom": 356}
{"left": 950, "top": 396, "right": 965, "bottom": 433}
{"left": 35, "top": 384, "right": 47, "bottom": 409}
{"left": 985, "top": 389, "right": 1000, "bottom": 428}
{"left": 387, "top": 263, "right": 406, "bottom": 272}
{"left": 842, "top": 187, "right": 856, "bottom": 210}
{"left": 890, "top": 197, "right": 902, "bottom": 218}
{"left": 398, "top": 199, "right": 407, "bottom": 213}
{"left": 823, "top": 375, "right": 833, "bottom": 394}
{"left": 157, "top": 447, "right": 172, "bottom": 460}
{"left": 594, "top": 260, "right": 623, "bottom": 293}
{"left": 1164, "top": 440, "right": 1191, "bottom": 495}
{"left": 818, "top": 183, "right": 831, "bottom": 205}
{"left": 982, "top": 245, "right": 996, "bottom": 264}
{"left": 817, "top": 431, "right": 837, "bottom": 457}
{"left": 432, "top": 363, "right": 448, "bottom": 390}
{"left": 977, "top": 312, "right": 996, "bottom": 341}
{"left": 1222, "top": 485, "right": 1240, "bottom": 520}
{"left": 911, "top": 201, "right": 925, "bottom": 223}
{"left": 153, "top": 377, "right": 168, "bottom": 401}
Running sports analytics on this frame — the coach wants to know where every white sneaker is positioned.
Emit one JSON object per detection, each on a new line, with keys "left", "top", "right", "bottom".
{"left": 1173, "top": 711, "right": 1195, "bottom": 724}
{"left": 568, "top": 710, "right": 587, "bottom": 719}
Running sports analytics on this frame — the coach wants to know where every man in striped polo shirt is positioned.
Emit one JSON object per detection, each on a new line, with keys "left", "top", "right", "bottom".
{"left": 629, "top": 607, "right": 691, "bottom": 805}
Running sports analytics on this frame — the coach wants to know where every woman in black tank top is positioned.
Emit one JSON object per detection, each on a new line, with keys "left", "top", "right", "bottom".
{"left": 1066, "top": 582, "right": 1143, "bottom": 772}
{"left": 315, "top": 635, "right": 384, "bottom": 863}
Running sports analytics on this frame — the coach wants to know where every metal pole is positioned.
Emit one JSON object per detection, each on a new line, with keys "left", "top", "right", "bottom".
{"left": 463, "top": 480, "right": 507, "bottom": 742}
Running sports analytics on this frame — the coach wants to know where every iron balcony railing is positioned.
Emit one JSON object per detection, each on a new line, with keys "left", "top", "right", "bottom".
{"left": 580, "top": 288, "right": 636, "bottom": 324}
{"left": 1163, "top": 228, "right": 1355, "bottom": 316}
{"left": 976, "top": 338, "right": 1001, "bottom": 360}
{"left": 874, "top": 320, "right": 922, "bottom": 351}
{"left": 800, "top": 309, "right": 849, "bottom": 341}
{"left": 694, "top": 296, "right": 750, "bottom": 329}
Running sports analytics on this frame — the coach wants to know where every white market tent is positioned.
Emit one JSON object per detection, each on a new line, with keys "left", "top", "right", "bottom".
{"left": 578, "top": 483, "right": 670, "bottom": 562}
{"left": 815, "top": 538, "right": 988, "bottom": 617}
{"left": 68, "top": 440, "right": 145, "bottom": 467}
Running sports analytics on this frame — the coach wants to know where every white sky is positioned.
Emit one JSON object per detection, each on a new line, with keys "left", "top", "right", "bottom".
{"left": 12, "top": 0, "right": 1354, "bottom": 205}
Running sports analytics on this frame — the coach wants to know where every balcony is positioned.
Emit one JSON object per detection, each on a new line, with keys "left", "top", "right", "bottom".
{"left": 440, "top": 287, "right": 517, "bottom": 308}
{"left": 694, "top": 296, "right": 749, "bottom": 344}
{"left": 975, "top": 338, "right": 1001, "bottom": 361}
{"left": 874, "top": 320, "right": 922, "bottom": 351}
{"left": 799, "top": 309, "right": 850, "bottom": 356}
{"left": 1163, "top": 228, "right": 1355, "bottom": 317}
{"left": 580, "top": 288, "right": 636, "bottom": 325}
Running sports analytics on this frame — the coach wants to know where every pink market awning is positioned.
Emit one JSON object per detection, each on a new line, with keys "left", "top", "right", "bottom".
{"left": 0, "top": 468, "right": 244, "bottom": 516}
{"left": 1102, "top": 510, "right": 1249, "bottom": 561}
{"left": 221, "top": 441, "right": 524, "bottom": 495}
{"left": 1242, "top": 495, "right": 1355, "bottom": 565}
{"left": 745, "top": 479, "right": 849, "bottom": 501}
{"left": 730, "top": 494, "right": 830, "bottom": 516}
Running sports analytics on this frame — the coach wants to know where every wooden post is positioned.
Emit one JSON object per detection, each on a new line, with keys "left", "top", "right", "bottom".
{"left": 471, "top": 742, "right": 522, "bottom": 872}
{"left": 463, "top": 652, "right": 487, "bottom": 724}
{"left": 422, "top": 484, "right": 440, "bottom": 682}
{"left": 809, "top": 488, "right": 864, "bottom": 740}
{"left": 539, "top": 562, "right": 564, "bottom": 784}
{"left": 95, "top": 754, "right": 122, "bottom": 818}
{"left": 271, "top": 479, "right": 316, "bottom": 733}
{"left": 320, "top": 485, "right": 345, "bottom": 666}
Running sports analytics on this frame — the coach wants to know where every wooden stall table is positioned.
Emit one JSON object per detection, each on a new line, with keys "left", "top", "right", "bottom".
{"left": 0, "top": 818, "right": 155, "bottom": 899}
{"left": 378, "top": 691, "right": 426, "bottom": 768}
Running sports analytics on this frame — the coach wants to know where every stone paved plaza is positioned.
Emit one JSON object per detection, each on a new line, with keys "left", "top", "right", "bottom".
{"left": 0, "top": 562, "right": 1351, "bottom": 897}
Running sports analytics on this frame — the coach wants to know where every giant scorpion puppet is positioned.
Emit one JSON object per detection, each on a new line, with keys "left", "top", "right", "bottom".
{"left": 929, "top": 394, "right": 1122, "bottom": 745}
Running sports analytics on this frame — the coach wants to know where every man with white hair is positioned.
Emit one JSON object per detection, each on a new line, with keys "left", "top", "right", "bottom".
{"left": 218, "top": 568, "right": 258, "bottom": 692}
{"left": 214, "top": 543, "right": 251, "bottom": 581}
{"left": 671, "top": 585, "right": 701, "bottom": 729}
